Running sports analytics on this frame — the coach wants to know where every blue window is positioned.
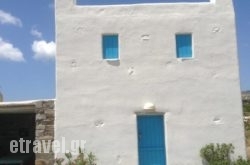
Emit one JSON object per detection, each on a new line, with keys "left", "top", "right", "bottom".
{"left": 102, "top": 34, "right": 119, "bottom": 60}
{"left": 137, "top": 115, "right": 167, "bottom": 165}
{"left": 176, "top": 34, "right": 193, "bottom": 58}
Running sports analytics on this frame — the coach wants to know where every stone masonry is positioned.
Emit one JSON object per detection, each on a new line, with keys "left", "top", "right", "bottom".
{"left": 34, "top": 100, "right": 55, "bottom": 165}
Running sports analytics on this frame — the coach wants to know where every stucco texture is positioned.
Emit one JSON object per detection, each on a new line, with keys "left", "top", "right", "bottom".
{"left": 55, "top": 0, "right": 246, "bottom": 164}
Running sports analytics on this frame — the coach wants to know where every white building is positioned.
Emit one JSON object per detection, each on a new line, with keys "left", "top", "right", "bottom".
{"left": 55, "top": 0, "right": 246, "bottom": 164}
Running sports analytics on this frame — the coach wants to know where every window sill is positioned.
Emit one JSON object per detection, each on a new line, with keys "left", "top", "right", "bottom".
{"left": 177, "top": 57, "right": 194, "bottom": 62}
{"left": 104, "top": 58, "right": 120, "bottom": 61}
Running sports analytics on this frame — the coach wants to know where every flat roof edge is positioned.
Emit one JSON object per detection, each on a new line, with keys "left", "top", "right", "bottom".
{"left": 75, "top": 2, "right": 213, "bottom": 8}
{"left": 0, "top": 99, "right": 55, "bottom": 113}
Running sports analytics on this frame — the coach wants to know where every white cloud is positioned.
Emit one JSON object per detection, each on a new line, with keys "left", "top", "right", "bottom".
{"left": 31, "top": 27, "right": 43, "bottom": 38}
{"left": 0, "top": 10, "right": 22, "bottom": 27}
{"left": 0, "top": 37, "right": 25, "bottom": 62}
{"left": 32, "top": 40, "right": 56, "bottom": 60}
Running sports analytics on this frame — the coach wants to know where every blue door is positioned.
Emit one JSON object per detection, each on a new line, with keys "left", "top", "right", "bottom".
{"left": 137, "top": 115, "right": 166, "bottom": 165}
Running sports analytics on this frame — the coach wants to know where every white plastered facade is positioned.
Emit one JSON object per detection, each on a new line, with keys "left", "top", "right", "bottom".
{"left": 55, "top": 0, "right": 246, "bottom": 164}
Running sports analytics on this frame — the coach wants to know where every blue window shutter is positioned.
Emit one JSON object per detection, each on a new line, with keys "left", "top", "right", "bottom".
{"left": 102, "top": 35, "right": 119, "bottom": 59}
{"left": 176, "top": 34, "right": 192, "bottom": 58}
{"left": 137, "top": 115, "right": 167, "bottom": 165}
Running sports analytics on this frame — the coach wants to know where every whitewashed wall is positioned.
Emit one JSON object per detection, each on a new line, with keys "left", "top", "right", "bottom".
{"left": 55, "top": 0, "right": 246, "bottom": 164}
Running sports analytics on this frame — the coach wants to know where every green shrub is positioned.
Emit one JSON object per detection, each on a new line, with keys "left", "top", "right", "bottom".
{"left": 244, "top": 104, "right": 250, "bottom": 113}
{"left": 55, "top": 147, "right": 97, "bottom": 165}
{"left": 233, "top": 156, "right": 250, "bottom": 165}
{"left": 200, "top": 143, "right": 234, "bottom": 165}
{"left": 200, "top": 143, "right": 250, "bottom": 165}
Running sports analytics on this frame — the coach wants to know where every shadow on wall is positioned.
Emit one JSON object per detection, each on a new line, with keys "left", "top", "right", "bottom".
{"left": 107, "top": 60, "right": 120, "bottom": 66}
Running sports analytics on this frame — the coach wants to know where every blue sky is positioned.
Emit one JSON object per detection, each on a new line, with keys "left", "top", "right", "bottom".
{"left": 0, "top": 0, "right": 55, "bottom": 101}
{"left": 0, "top": 0, "right": 249, "bottom": 101}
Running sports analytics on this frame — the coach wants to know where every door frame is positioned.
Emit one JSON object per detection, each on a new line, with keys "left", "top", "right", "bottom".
{"left": 136, "top": 113, "right": 167, "bottom": 165}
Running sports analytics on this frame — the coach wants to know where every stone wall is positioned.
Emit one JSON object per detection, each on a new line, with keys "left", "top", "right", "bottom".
{"left": 0, "top": 100, "right": 55, "bottom": 165}
{"left": 35, "top": 100, "right": 55, "bottom": 165}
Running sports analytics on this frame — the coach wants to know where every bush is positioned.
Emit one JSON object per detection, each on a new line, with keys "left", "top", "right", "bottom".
{"left": 55, "top": 147, "right": 97, "bottom": 165}
{"left": 244, "top": 104, "right": 250, "bottom": 113}
{"left": 233, "top": 156, "right": 250, "bottom": 165}
{"left": 200, "top": 143, "right": 234, "bottom": 165}
{"left": 200, "top": 143, "right": 250, "bottom": 165}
